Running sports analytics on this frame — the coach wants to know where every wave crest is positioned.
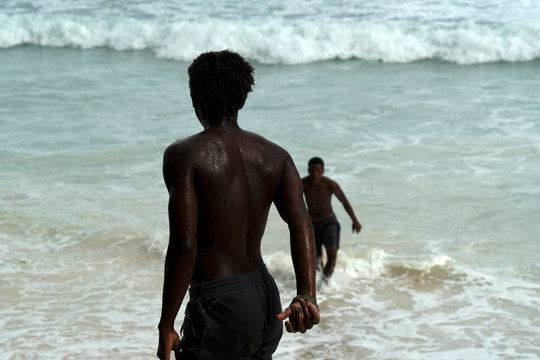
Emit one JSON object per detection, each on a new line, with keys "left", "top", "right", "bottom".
{"left": 2, "top": 14, "right": 540, "bottom": 64}
{"left": 341, "top": 249, "right": 454, "bottom": 280}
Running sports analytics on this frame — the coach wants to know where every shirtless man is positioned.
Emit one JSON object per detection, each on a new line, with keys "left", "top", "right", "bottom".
{"left": 157, "top": 50, "right": 320, "bottom": 360}
{"left": 302, "top": 157, "right": 362, "bottom": 280}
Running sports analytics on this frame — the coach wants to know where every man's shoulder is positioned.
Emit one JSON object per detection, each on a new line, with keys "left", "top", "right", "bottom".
{"left": 163, "top": 135, "right": 207, "bottom": 175}
{"left": 322, "top": 176, "right": 339, "bottom": 188}
{"left": 244, "top": 130, "right": 287, "bottom": 151}
{"left": 242, "top": 130, "right": 292, "bottom": 165}
{"left": 164, "top": 133, "right": 208, "bottom": 157}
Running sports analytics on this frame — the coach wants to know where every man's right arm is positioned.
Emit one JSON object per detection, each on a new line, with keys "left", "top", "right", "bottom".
{"left": 273, "top": 154, "right": 320, "bottom": 332}
{"left": 157, "top": 145, "right": 198, "bottom": 360}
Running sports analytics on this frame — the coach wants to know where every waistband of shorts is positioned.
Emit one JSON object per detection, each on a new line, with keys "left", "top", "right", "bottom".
{"left": 188, "top": 265, "right": 270, "bottom": 299}
{"left": 312, "top": 213, "right": 337, "bottom": 224}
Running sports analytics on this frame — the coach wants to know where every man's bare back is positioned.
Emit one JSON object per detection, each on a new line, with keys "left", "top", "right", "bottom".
{"left": 163, "top": 121, "right": 302, "bottom": 283}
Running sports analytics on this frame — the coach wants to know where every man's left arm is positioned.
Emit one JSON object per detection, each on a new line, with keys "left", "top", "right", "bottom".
{"left": 333, "top": 182, "right": 362, "bottom": 233}
{"left": 157, "top": 146, "right": 198, "bottom": 360}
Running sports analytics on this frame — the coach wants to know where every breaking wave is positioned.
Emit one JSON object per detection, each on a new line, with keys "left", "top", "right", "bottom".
{"left": 2, "top": 14, "right": 540, "bottom": 64}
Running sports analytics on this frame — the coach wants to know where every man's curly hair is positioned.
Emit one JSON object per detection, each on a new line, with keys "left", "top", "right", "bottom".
{"left": 188, "top": 50, "right": 254, "bottom": 122}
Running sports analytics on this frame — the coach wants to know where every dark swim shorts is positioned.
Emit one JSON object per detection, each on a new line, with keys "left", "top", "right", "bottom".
{"left": 179, "top": 266, "right": 283, "bottom": 360}
{"left": 312, "top": 214, "right": 341, "bottom": 258}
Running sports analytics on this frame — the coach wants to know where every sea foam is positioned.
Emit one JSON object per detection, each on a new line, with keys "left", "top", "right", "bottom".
{"left": 1, "top": 14, "right": 540, "bottom": 64}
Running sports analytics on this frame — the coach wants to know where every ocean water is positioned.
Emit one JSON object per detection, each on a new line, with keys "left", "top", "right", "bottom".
{"left": 1, "top": 1, "right": 540, "bottom": 359}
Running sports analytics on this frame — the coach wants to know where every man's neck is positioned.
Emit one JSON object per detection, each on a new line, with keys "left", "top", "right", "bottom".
{"left": 199, "top": 111, "right": 240, "bottom": 131}
{"left": 204, "top": 119, "right": 241, "bottom": 134}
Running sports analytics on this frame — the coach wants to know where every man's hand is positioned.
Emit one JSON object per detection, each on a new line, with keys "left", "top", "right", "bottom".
{"left": 352, "top": 220, "right": 361, "bottom": 233}
{"left": 276, "top": 298, "right": 320, "bottom": 333}
{"left": 157, "top": 328, "right": 181, "bottom": 360}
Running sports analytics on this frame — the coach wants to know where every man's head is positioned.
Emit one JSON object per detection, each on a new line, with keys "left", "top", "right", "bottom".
{"left": 308, "top": 157, "right": 325, "bottom": 180}
{"left": 188, "top": 50, "right": 254, "bottom": 123}
{"left": 308, "top": 157, "right": 324, "bottom": 168}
